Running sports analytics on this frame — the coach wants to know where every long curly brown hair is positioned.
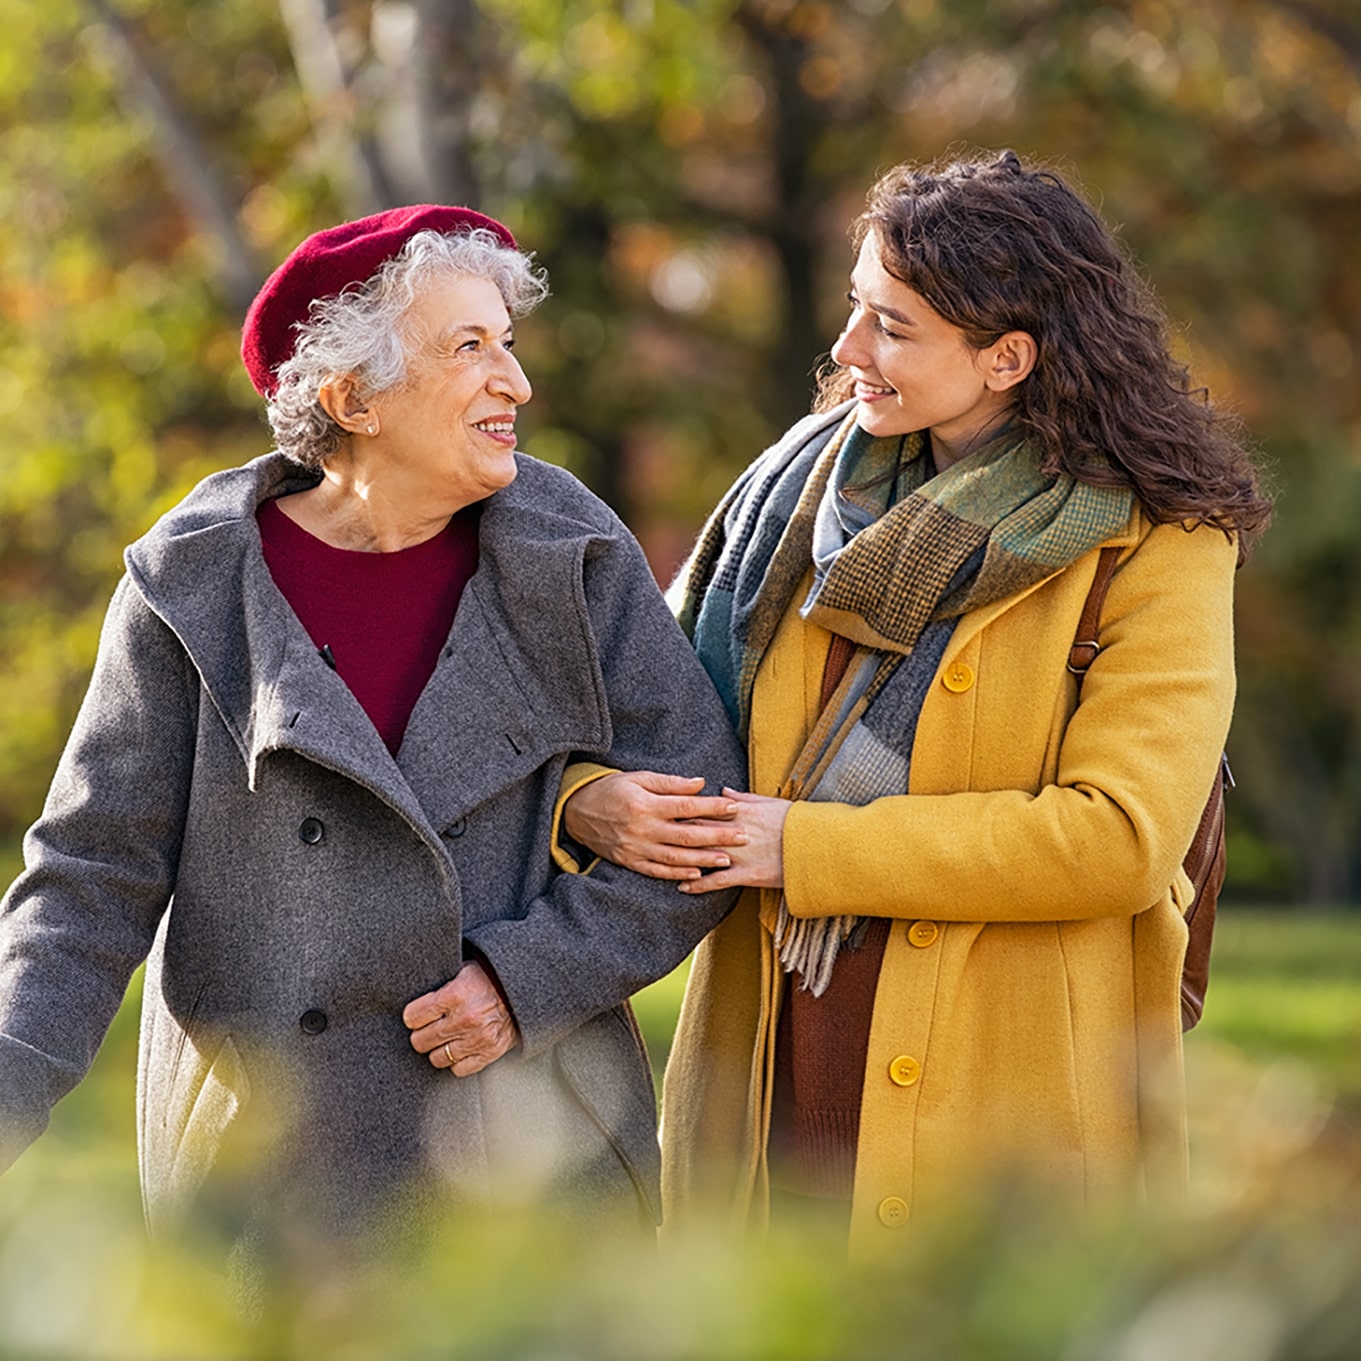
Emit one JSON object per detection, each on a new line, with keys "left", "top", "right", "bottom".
{"left": 816, "top": 150, "right": 1271, "bottom": 544}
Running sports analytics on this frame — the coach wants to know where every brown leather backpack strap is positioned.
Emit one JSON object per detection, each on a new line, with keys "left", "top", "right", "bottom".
{"left": 1179, "top": 752, "right": 1231, "bottom": 1029}
{"left": 1068, "top": 546, "right": 1122, "bottom": 686}
{"left": 1066, "top": 544, "right": 1230, "bottom": 1033}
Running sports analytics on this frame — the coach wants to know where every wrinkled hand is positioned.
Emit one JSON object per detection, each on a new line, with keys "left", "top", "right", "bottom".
{"left": 563, "top": 770, "right": 746, "bottom": 880}
{"left": 403, "top": 961, "right": 519, "bottom": 1076}
{"left": 677, "top": 789, "right": 790, "bottom": 895}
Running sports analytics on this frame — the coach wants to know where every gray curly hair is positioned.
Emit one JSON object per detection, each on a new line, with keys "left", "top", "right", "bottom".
{"left": 267, "top": 227, "right": 549, "bottom": 469}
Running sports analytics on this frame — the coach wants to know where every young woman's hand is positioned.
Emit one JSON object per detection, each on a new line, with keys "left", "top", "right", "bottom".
{"left": 677, "top": 789, "right": 791, "bottom": 894}
{"left": 563, "top": 771, "right": 746, "bottom": 880}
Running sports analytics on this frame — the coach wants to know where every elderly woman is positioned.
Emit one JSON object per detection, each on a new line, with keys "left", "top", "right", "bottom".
{"left": 0, "top": 206, "right": 742, "bottom": 1253}
{"left": 562, "top": 152, "right": 1271, "bottom": 1253}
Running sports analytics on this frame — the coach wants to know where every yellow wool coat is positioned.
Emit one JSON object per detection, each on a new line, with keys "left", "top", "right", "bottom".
{"left": 658, "top": 508, "right": 1237, "bottom": 1257}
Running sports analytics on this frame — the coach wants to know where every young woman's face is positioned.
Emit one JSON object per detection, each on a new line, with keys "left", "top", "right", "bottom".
{"left": 830, "top": 232, "right": 1019, "bottom": 467}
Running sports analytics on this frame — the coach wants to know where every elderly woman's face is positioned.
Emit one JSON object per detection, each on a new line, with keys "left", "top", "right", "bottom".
{"left": 368, "top": 272, "right": 532, "bottom": 507}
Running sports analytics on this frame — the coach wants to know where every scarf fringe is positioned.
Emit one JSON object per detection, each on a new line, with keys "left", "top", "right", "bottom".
{"left": 773, "top": 898, "right": 860, "bottom": 997}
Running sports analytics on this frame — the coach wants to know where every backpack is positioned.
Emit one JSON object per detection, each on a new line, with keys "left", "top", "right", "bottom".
{"left": 1069, "top": 546, "right": 1230, "bottom": 1031}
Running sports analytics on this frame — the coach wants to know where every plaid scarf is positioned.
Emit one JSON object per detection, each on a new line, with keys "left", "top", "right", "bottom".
{"left": 672, "top": 403, "right": 1135, "bottom": 992}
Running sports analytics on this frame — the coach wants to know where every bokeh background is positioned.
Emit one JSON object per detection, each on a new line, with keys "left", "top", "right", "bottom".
{"left": 1, "top": 1, "right": 1359, "bottom": 1356}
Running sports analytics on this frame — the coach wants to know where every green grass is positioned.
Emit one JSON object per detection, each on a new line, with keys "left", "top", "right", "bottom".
{"left": 630, "top": 954, "right": 691, "bottom": 1079}
{"left": 1193, "top": 909, "right": 1361, "bottom": 1119}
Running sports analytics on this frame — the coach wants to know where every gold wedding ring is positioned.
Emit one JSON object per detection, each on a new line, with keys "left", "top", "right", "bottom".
{"left": 443, "top": 1041, "right": 454, "bottom": 1065}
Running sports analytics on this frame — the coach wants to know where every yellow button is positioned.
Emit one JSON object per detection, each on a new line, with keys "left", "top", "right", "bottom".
{"left": 877, "top": 1196, "right": 909, "bottom": 1228}
{"left": 941, "top": 662, "right": 975, "bottom": 693}
{"left": 908, "top": 921, "right": 939, "bottom": 948}
{"left": 888, "top": 1054, "right": 922, "bottom": 1087}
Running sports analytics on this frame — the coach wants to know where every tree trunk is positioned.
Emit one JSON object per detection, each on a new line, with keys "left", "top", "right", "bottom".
{"left": 85, "top": 0, "right": 262, "bottom": 313}
{"left": 737, "top": 3, "right": 830, "bottom": 428}
{"left": 411, "top": 0, "right": 489, "bottom": 207}
{"left": 277, "top": 0, "right": 400, "bottom": 214}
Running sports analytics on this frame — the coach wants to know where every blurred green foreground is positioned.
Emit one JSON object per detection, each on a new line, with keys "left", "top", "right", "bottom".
{"left": 1, "top": 910, "right": 1358, "bottom": 1361}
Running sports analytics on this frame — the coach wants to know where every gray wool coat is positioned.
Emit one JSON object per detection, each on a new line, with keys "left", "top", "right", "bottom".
{"left": 0, "top": 451, "right": 744, "bottom": 1240}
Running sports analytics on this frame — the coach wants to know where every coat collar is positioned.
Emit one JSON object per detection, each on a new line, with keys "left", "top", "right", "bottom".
{"left": 941, "top": 504, "right": 1144, "bottom": 660}
{"left": 124, "top": 452, "right": 612, "bottom": 837}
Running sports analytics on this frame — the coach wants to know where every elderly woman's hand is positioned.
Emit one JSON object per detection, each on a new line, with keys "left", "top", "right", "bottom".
{"left": 403, "top": 961, "right": 519, "bottom": 1075}
{"left": 563, "top": 771, "right": 746, "bottom": 880}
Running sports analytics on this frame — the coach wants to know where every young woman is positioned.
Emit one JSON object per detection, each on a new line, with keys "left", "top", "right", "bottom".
{"left": 560, "top": 150, "right": 1270, "bottom": 1253}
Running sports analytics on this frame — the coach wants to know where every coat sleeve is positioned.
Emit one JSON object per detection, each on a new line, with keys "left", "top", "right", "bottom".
{"left": 549, "top": 762, "right": 614, "bottom": 875}
{"left": 0, "top": 576, "right": 198, "bottom": 1168}
{"left": 781, "top": 521, "right": 1238, "bottom": 923}
{"left": 463, "top": 527, "right": 746, "bottom": 1058}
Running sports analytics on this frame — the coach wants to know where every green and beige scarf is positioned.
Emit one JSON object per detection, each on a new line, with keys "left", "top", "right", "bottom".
{"left": 672, "top": 403, "right": 1134, "bottom": 993}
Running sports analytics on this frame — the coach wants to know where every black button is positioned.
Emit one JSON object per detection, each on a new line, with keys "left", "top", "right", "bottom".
{"left": 299, "top": 1009, "right": 328, "bottom": 1035}
{"left": 446, "top": 817, "right": 467, "bottom": 838}
{"left": 298, "top": 817, "right": 324, "bottom": 844}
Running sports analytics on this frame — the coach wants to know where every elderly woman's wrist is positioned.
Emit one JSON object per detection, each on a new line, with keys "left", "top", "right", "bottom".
{"left": 461, "top": 945, "right": 517, "bottom": 1029}
{"left": 555, "top": 763, "right": 617, "bottom": 871}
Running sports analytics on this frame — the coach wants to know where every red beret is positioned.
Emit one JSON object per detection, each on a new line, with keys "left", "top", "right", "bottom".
{"left": 241, "top": 204, "right": 517, "bottom": 397}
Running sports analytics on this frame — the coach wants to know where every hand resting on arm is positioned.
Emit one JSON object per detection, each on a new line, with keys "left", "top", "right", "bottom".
{"left": 564, "top": 773, "right": 791, "bottom": 892}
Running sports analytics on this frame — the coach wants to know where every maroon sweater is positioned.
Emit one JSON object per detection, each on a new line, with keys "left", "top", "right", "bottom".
{"left": 257, "top": 497, "right": 480, "bottom": 754}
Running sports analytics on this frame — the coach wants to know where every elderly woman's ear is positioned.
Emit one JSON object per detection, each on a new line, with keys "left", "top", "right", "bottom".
{"left": 318, "top": 373, "right": 379, "bottom": 437}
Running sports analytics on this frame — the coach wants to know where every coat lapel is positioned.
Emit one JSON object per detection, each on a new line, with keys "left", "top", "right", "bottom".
{"left": 936, "top": 513, "right": 1141, "bottom": 669}
{"left": 124, "top": 455, "right": 447, "bottom": 853}
{"left": 396, "top": 464, "right": 612, "bottom": 832}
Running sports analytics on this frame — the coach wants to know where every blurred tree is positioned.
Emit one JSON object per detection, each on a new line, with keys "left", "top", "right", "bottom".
{"left": 1, "top": 0, "right": 1357, "bottom": 901}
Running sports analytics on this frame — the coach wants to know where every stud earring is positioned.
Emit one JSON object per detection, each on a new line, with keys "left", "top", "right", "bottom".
{"left": 366, "top": 423, "right": 378, "bottom": 436}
